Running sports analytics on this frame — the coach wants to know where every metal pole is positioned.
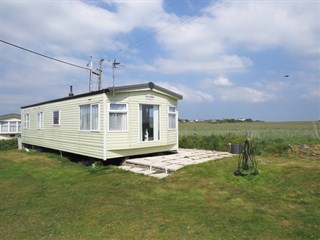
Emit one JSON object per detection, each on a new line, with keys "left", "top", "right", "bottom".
{"left": 98, "top": 59, "right": 104, "bottom": 90}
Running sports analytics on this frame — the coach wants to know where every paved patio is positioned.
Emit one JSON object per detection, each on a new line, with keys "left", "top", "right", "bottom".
{"left": 119, "top": 148, "right": 234, "bottom": 179}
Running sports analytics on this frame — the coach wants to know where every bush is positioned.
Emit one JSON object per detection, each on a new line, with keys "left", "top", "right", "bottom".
{"left": 0, "top": 139, "right": 18, "bottom": 151}
{"left": 179, "top": 134, "right": 291, "bottom": 156}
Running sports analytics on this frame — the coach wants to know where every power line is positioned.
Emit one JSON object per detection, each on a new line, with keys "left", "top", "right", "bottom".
{"left": 0, "top": 39, "right": 90, "bottom": 71}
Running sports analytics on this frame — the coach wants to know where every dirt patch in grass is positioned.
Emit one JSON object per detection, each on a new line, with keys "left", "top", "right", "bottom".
{"left": 288, "top": 144, "right": 320, "bottom": 158}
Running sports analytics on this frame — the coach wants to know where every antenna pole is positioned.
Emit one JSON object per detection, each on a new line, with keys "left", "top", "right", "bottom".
{"left": 88, "top": 57, "right": 93, "bottom": 92}
{"left": 112, "top": 65, "right": 115, "bottom": 93}
{"left": 98, "top": 59, "right": 104, "bottom": 90}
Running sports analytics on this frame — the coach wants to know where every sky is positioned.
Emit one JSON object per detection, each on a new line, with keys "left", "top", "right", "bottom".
{"left": 0, "top": 0, "right": 319, "bottom": 122}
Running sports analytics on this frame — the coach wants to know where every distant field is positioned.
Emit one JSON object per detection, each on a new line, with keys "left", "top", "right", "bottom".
{"left": 179, "top": 121, "right": 320, "bottom": 142}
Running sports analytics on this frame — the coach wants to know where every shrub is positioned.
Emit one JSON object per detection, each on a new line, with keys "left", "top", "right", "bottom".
{"left": 0, "top": 139, "right": 18, "bottom": 151}
{"left": 179, "top": 134, "right": 291, "bottom": 156}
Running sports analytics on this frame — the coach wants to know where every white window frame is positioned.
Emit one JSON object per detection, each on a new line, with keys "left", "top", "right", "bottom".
{"left": 37, "top": 112, "right": 43, "bottom": 129}
{"left": 108, "top": 103, "right": 128, "bottom": 132}
{"left": 53, "top": 110, "right": 60, "bottom": 126}
{"left": 80, "top": 103, "right": 100, "bottom": 131}
{"left": 24, "top": 113, "right": 30, "bottom": 129}
{"left": 168, "top": 106, "right": 177, "bottom": 130}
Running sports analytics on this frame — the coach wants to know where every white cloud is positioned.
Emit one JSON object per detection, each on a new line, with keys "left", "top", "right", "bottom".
{"left": 157, "top": 82, "right": 214, "bottom": 103}
{"left": 203, "top": 76, "right": 233, "bottom": 87}
{"left": 149, "top": 0, "right": 319, "bottom": 74}
{"left": 220, "top": 87, "right": 277, "bottom": 103}
{"left": 154, "top": 55, "right": 251, "bottom": 74}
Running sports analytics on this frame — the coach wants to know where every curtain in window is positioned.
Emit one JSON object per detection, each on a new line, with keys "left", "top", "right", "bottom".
{"left": 169, "top": 107, "right": 176, "bottom": 129}
{"left": 169, "top": 114, "right": 176, "bottom": 129}
{"left": 25, "top": 114, "right": 30, "bottom": 128}
{"left": 10, "top": 122, "right": 17, "bottom": 132}
{"left": 109, "top": 113, "right": 127, "bottom": 131}
{"left": 91, "top": 104, "right": 99, "bottom": 130}
{"left": 38, "top": 112, "right": 43, "bottom": 129}
{"left": 1, "top": 122, "right": 8, "bottom": 132}
{"left": 80, "top": 105, "right": 90, "bottom": 130}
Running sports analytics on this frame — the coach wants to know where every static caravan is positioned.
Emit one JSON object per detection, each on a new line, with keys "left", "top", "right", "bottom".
{"left": 21, "top": 82, "right": 183, "bottom": 160}
{"left": 0, "top": 113, "right": 21, "bottom": 140}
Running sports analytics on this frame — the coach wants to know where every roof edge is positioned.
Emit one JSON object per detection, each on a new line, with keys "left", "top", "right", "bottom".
{"left": 21, "top": 82, "right": 183, "bottom": 109}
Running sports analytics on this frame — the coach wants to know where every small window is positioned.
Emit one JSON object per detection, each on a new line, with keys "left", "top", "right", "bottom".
{"left": 168, "top": 106, "right": 177, "bottom": 129}
{"left": 53, "top": 111, "right": 60, "bottom": 125}
{"left": 24, "top": 113, "right": 30, "bottom": 129}
{"left": 37, "top": 112, "right": 43, "bottom": 129}
{"left": 109, "top": 103, "right": 127, "bottom": 131}
{"left": 80, "top": 104, "right": 99, "bottom": 131}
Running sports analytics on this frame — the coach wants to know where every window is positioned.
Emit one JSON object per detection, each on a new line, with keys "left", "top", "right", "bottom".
{"left": 0, "top": 122, "right": 8, "bottom": 132}
{"left": 168, "top": 106, "right": 177, "bottom": 129}
{"left": 24, "top": 113, "right": 30, "bottom": 129}
{"left": 37, "top": 112, "right": 43, "bottom": 129}
{"left": 80, "top": 104, "right": 99, "bottom": 131}
{"left": 109, "top": 103, "right": 127, "bottom": 131}
{"left": 53, "top": 111, "right": 60, "bottom": 125}
{"left": 140, "top": 104, "right": 159, "bottom": 141}
{"left": 9, "top": 122, "right": 17, "bottom": 132}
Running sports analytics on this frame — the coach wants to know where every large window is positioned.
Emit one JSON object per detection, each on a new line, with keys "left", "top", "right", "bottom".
{"left": 140, "top": 104, "right": 159, "bottom": 141}
{"left": 24, "top": 113, "right": 30, "bottom": 129}
{"left": 168, "top": 106, "right": 177, "bottom": 129}
{"left": 37, "top": 112, "right": 43, "bottom": 129}
{"left": 109, "top": 103, "right": 127, "bottom": 131}
{"left": 80, "top": 104, "right": 99, "bottom": 131}
{"left": 0, "top": 121, "right": 20, "bottom": 133}
{"left": 53, "top": 111, "right": 60, "bottom": 125}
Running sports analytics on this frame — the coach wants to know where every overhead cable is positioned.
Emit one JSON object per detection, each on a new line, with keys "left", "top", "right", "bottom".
{"left": 0, "top": 39, "right": 90, "bottom": 71}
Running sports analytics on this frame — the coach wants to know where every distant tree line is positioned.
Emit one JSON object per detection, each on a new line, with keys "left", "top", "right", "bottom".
{"left": 179, "top": 118, "right": 264, "bottom": 123}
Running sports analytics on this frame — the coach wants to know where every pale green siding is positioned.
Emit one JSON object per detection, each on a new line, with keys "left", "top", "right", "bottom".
{"left": 21, "top": 94, "right": 105, "bottom": 159}
{"left": 21, "top": 88, "right": 180, "bottom": 160}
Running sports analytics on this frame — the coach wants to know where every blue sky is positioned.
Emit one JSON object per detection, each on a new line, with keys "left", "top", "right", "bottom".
{"left": 0, "top": 0, "right": 319, "bottom": 121}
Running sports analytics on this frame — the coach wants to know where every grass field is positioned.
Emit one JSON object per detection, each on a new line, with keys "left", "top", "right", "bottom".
{"left": 179, "top": 121, "right": 320, "bottom": 142}
{"left": 1, "top": 150, "right": 319, "bottom": 239}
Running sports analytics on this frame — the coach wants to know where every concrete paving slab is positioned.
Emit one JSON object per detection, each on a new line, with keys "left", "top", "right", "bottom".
{"left": 119, "top": 148, "right": 234, "bottom": 178}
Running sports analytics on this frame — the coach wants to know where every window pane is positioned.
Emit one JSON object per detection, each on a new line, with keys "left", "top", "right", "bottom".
{"left": 169, "top": 114, "right": 176, "bottom": 129}
{"left": 24, "top": 114, "right": 30, "bottom": 128}
{"left": 53, "top": 111, "right": 59, "bottom": 125}
{"left": 10, "top": 122, "right": 17, "bottom": 132}
{"left": 38, "top": 112, "right": 43, "bottom": 129}
{"left": 109, "top": 113, "right": 127, "bottom": 131}
{"left": 2, "top": 122, "right": 8, "bottom": 132}
{"left": 169, "top": 107, "right": 176, "bottom": 113}
{"left": 91, "top": 104, "right": 99, "bottom": 130}
{"left": 80, "top": 105, "right": 90, "bottom": 130}
{"left": 110, "top": 103, "right": 127, "bottom": 111}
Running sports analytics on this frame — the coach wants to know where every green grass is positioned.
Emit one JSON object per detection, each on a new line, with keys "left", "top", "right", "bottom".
{"left": 1, "top": 150, "right": 319, "bottom": 239}
{"left": 179, "top": 121, "right": 320, "bottom": 155}
{"left": 179, "top": 121, "right": 320, "bottom": 142}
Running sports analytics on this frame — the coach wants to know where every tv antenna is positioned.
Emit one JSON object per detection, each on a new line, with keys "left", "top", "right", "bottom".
{"left": 109, "top": 59, "right": 125, "bottom": 93}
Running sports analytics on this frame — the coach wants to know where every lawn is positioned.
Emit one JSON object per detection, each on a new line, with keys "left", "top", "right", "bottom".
{"left": 0, "top": 150, "right": 319, "bottom": 239}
